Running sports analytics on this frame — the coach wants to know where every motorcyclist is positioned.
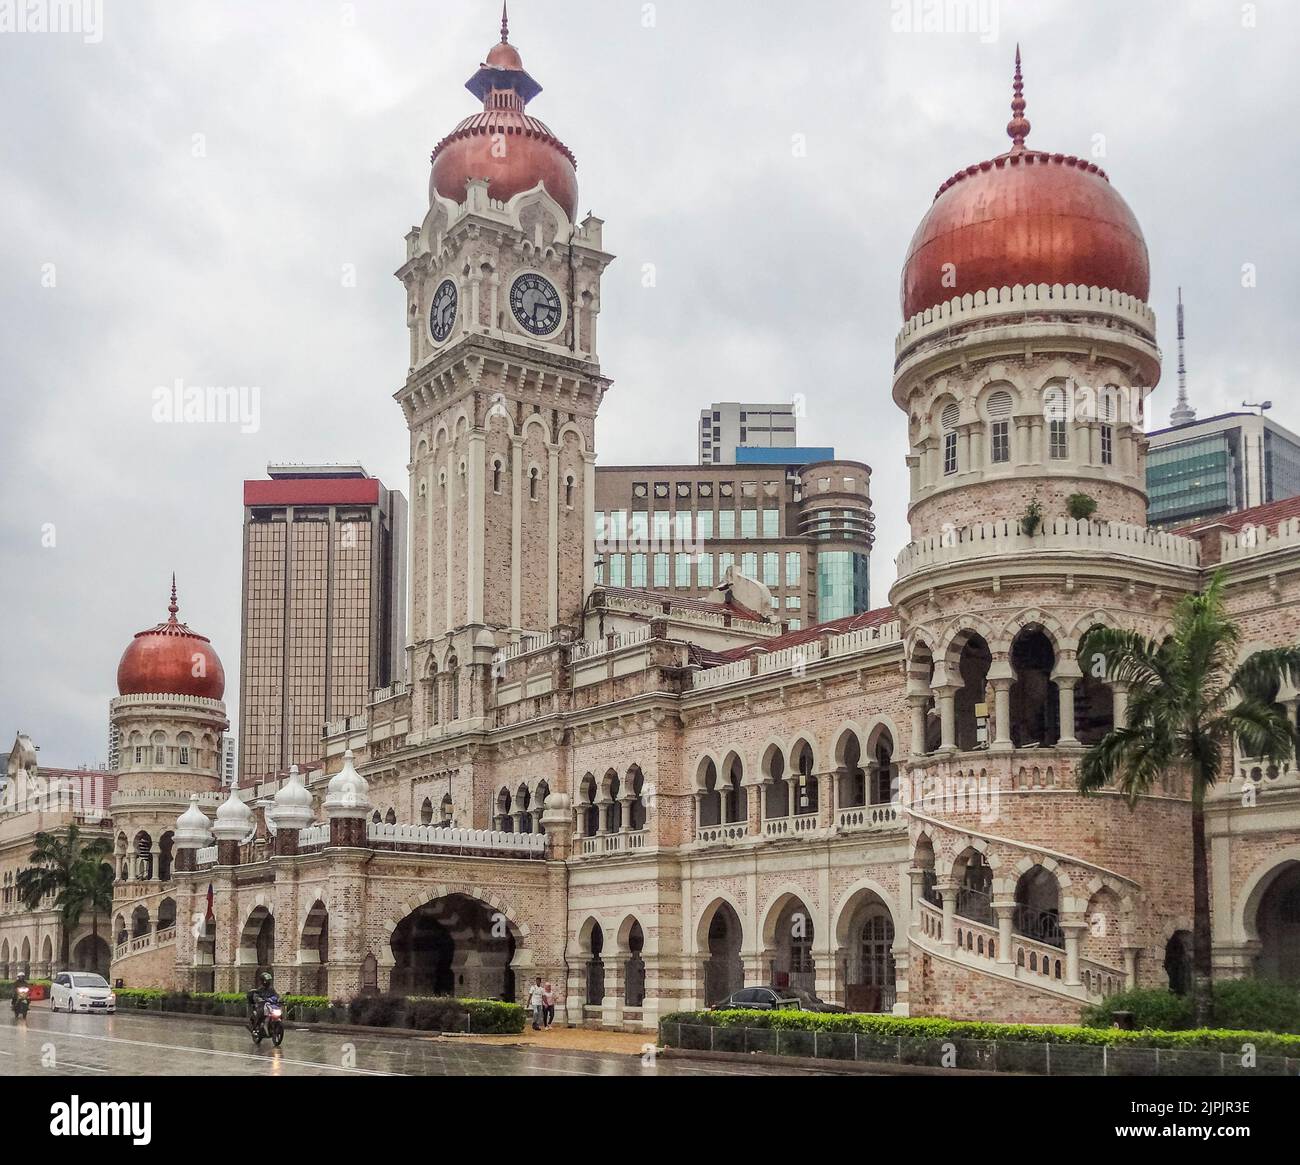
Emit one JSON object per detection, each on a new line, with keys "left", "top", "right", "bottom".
{"left": 11, "top": 971, "right": 30, "bottom": 1016}
{"left": 247, "top": 971, "right": 279, "bottom": 1028}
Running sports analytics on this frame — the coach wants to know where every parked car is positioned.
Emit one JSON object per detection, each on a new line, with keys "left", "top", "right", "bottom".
{"left": 49, "top": 971, "right": 116, "bottom": 1014}
{"left": 711, "top": 986, "right": 846, "bottom": 1013}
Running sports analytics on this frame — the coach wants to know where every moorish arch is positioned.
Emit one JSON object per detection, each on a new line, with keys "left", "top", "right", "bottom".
{"left": 383, "top": 885, "right": 531, "bottom": 1002}
{"left": 299, "top": 899, "right": 330, "bottom": 995}
{"left": 1239, "top": 851, "right": 1300, "bottom": 981}
{"left": 697, "top": 896, "right": 744, "bottom": 1006}
{"left": 760, "top": 888, "right": 821, "bottom": 994}
{"left": 832, "top": 880, "right": 899, "bottom": 1012}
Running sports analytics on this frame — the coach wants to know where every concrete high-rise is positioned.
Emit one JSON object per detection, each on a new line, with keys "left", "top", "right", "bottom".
{"left": 237, "top": 464, "right": 406, "bottom": 781}
{"left": 699, "top": 402, "right": 798, "bottom": 464}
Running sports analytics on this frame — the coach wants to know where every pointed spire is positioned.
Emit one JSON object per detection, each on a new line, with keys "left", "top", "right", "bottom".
{"left": 1170, "top": 287, "right": 1196, "bottom": 426}
{"left": 500, "top": 0, "right": 509, "bottom": 43}
{"left": 1006, "top": 44, "right": 1031, "bottom": 153}
{"left": 168, "top": 573, "right": 179, "bottom": 619}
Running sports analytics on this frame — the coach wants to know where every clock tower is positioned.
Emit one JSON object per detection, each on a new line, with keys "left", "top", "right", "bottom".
{"left": 396, "top": 10, "right": 613, "bottom": 730}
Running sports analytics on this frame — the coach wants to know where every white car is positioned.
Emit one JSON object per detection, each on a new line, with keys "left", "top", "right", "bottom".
{"left": 50, "top": 971, "right": 116, "bottom": 1014}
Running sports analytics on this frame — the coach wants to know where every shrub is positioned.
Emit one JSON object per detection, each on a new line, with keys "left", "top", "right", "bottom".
{"left": 1210, "top": 979, "right": 1300, "bottom": 1034}
{"left": 1081, "top": 981, "right": 1300, "bottom": 1035}
{"left": 658, "top": 1009, "right": 1300, "bottom": 1057}
{"left": 1021, "top": 498, "right": 1043, "bottom": 535}
{"left": 1081, "top": 987, "right": 1194, "bottom": 1031}
{"left": 1067, "top": 492, "right": 1098, "bottom": 521}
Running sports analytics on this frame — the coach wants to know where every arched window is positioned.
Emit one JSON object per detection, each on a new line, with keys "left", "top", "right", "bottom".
{"left": 529, "top": 467, "right": 539, "bottom": 501}
{"left": 151, "top": 731, "right": 166, "bottom": 766}
{"left": 177, "top": 732, "right": 193, "bottom": 767}
{"left": 940, "top": 402, "right": 960, "bottom": 476}
{"left": 420, "top": 797, "right": 434, "bottom": 825}
{"left": 492, "top": 460, "right": 503, "bottom": 493}
{"left": 1044, "top": 383, "right": 1070, "bottom": 461}
{"left": 439, "top": 794, "right": 454, "bottom": 826}
{"left": 565, "top": 475, "right": 575, "bottom": 508}
{"left": 986, "top": 389, "right": 1013, "bottom": 464}
{"left": 424, "top": 660, "right": 440, "bottom": 726}
{"left": 446, "top": 654, "right": 460, "bottom": 721}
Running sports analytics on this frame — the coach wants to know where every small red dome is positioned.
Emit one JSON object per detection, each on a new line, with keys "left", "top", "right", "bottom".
{"left": 430, "top": 111, "right": 578, "bottom": 220}
{"left": 900, "top": 50, "right": 1149, "bottom": 320}
{"left": 117, "top": 580, "right": 225, "bottom": 701}
{"left": 429, "top": 14, "right": 578, "bottom": 221}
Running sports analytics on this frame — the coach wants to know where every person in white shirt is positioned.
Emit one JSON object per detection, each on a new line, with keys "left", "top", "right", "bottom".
{"left": 526, "top": 977, "right": 546, "bottom": 1030}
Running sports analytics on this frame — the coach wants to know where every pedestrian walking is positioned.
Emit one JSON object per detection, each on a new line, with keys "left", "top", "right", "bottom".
{"left": 526, "top": 976, "right": 546, "bottom": 1031}
{"left": 542, "top": 980, "right": 556, "bottom": 1028}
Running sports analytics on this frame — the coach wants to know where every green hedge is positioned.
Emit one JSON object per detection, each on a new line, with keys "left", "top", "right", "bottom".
{"left": 660, "top": 1009, "right": 1300, "bottom": 1057}
{"left": 348, "top": 994, "right": 525, "bottom": 1034}
{"left": 1082, "top": 980, "right": 1300, "bottom": 1035}
{"left": 111, "top": 987, "right": 523, "bottom": 1033}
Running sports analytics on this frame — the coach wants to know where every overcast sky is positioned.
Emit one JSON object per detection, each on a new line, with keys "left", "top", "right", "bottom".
{"left": 3, "top": 0, "right": 1297, "bottom": 768}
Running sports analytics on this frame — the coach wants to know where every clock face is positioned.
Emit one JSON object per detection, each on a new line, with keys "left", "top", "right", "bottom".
{"left": 428, "top": 278, "right": 457, "bottom": 344}
{"left": 509, "top": 272, "right": 563, "bottom": 337}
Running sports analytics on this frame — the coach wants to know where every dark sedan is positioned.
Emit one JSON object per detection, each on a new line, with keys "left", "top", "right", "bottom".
{"left": 711, "top": 986, "right": 846, "bottom": 1013}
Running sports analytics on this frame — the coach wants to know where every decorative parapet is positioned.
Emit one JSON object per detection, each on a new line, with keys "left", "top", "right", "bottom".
{"left": 571, "top": 626, "right": 652, "bottom": 661}
{"left": 896, "top": 517, "right": 1200, "bottom": 579}
{"left": 370, "top": 680, "right": 409, "bottom": 704}
{"left": 895, "top": 282, "right": 1157, "bottom": 362}
{"left": 196, "top": 845, "right": 217, "bottom": 866}
{"left": 1218, "top": 516, "right": 1300, "bottom": 564}
{"left": 367, "top": 821, "right": 547, "bottom": 858}
{"left": 323, "top": 712, "right": 369, "bottom": 738}
{"left": 690, "top": 620, "right": 903, "bottom": 693}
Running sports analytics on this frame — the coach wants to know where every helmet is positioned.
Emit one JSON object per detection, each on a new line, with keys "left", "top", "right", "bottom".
{"left": 15, "top": 971, "right": 27, "bottom": 983}
{"left": 259, "top": 971, "right": 273, "bottom": 987}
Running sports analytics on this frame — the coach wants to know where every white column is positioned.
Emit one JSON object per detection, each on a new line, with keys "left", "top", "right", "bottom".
{"left": 467, "top": 431, "right": 486, "bottom": 626}
{"left": 444, "top": 448, "right": 455, "bottom": 634}
{"left": 511, "top": 436, "right": 523, "bottom": 629}
{"left": 547, "top": 443, "right": 561, "bottom": 627}
{"left": 582, "top": 450, "right": 597, "bottom": 606}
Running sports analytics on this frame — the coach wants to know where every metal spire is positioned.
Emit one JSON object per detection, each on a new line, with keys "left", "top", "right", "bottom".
{"left": 500, "top": 1, "right": 509, "bottom": 43}
{"left": 1170, "top": 287, "right": 1196, "bottom": 425}
{"left": 168, "top": 573, "right": 179, "bottom": 618}
{"left": 1007, "top": 44, "right": 1031, "bottom": 153}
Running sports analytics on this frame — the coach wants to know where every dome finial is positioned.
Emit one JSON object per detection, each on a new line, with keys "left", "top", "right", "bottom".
{"left": 168, "top": 572, "right": 179, "bottom": 619}
{"left": 1007, "top": 43, "right": 1030, "bottom": 153}
{"left": 500, "top": 1, "right": 509, "bottom": 43}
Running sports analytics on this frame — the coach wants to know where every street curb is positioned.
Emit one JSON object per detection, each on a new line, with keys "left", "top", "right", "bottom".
{"left": 114, "top": 1006, "right": 643, "bottom": 1056}
{"left": 658, "top": 1045, "right": 1010, "bottom": 1076}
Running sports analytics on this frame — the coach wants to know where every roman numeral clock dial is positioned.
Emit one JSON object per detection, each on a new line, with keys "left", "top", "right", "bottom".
{"left": 509, "top": 272, "right": 563, "bottom": 337}
{"left": 428, "top": 278, "right": 458, "bottom": 344}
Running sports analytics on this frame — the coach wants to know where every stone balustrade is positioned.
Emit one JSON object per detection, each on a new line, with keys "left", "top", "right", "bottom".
{"left": 896, "top": 517, "right": 1200, "bottom": 579}
{"left": 695, "top": 822, "right": 748, "bottom": 845}
{"left": 576, "top": 829, "right": 648, "bottom": 856}
{"left": 895, "top": 282, "right": 1157, "bottom": 361}
{"left": 367, "top": 821, "right": 547, "bottom": 858}
{"left": 836, "top": 803, "right": 902, "bottom": 832}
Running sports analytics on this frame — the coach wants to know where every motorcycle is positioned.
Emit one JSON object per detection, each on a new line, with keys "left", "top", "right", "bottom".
{"left": 12, "top": 985, "right": 30, "bottom": 1020}
{"left": 249, "top": 996, "right": 284, "bottom": 1047}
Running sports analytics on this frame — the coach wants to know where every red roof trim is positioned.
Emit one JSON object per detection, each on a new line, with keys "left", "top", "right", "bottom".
{"left": 244, "top": 479, "right": 380, "bottom": 507}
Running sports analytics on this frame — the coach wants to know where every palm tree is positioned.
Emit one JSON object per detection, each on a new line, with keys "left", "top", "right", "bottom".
{"left": 68, "top": 860, "right": 115, "bottom": 975}
{"left": 16, "top": 826, "right": 114, "bottom": 969}
{"left": 1078, "top": 572, "right": 1300, "bottom": 1026}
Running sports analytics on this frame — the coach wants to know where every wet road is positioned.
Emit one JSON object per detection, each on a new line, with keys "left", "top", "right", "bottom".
{"left": 0, "top": 1005, "right": 831, "bottom": 1077}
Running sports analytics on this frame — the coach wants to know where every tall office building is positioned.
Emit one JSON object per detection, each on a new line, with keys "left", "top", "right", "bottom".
{"left": 238, "top": 464, "right": 407, "bottom": 781}
{"left": 222, "top": 736, "right": 237, "bottom": 787}
{"left": 699, "top": 402, "right": 798, "bottom": 464}
{"left": 594, "top": 457, "right": 874, "bottom": 627}
{"left": 1147, "top": 412, "right": 1300, "bottom": 528}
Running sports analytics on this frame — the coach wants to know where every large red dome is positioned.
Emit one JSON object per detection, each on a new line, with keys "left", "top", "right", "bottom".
{"left": 117, "top": 580, "right": 225, "bottom": 701}
{"left": 429, "top": 15, "right": 578, "bottom": 221}
{"left": 900, "top": 50, "right": 1149, "bottom": 321}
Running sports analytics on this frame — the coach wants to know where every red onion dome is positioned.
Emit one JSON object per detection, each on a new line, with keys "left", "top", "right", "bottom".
{"left": 116, "top": 577, "right": 225, "bottom": 701}
{"left": 900, "top": 47, "right": 1149, "bottom": 321}
{"left": 429, "top": 6, "right": 578, "bottom": 221}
